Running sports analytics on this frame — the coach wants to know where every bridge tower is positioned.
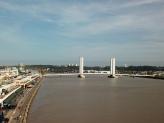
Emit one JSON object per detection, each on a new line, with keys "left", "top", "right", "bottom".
{"left": 108, "top": 57, "right": 116, "bottom": 78}
{"left": 78, "top": 57, "right": 85, "bottom": 78}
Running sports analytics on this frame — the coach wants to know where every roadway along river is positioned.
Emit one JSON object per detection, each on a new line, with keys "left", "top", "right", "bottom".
{"left": 27, "top": 75, "right": 164, "bottom": 123}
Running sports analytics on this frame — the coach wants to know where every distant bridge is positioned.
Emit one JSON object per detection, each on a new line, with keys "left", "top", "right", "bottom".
{"left": 45, "top": 73, "right": 154, "bottom": 78}
{"left": 45, "top": 73, "right": 130, "bottom": 77}
{"left": 44, "top": 57, "right": 154, "bottom": 78}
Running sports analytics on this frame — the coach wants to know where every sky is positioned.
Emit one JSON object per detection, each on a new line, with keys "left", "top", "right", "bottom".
{"left": 0, "top": 0, "right": 164, "bottom": 66}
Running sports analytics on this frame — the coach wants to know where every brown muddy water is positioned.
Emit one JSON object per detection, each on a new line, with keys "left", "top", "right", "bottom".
{"left": 27, "top": 75, "right": 164, "bottom": 123}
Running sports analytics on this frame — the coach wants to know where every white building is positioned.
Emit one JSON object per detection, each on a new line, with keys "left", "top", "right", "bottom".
{"left": 0, "top": 67, "right": 19, "bottom": 78}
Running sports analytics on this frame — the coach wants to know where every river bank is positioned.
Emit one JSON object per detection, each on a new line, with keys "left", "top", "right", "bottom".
{"left": 6, "top": 77, "right": 43, "bottom": 123}
{"left": 135, "top": 75, "right": 164, "bottom": 80}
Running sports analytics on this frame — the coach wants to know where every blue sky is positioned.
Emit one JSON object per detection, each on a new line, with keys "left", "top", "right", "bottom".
{"left": 0, "top": 0, "right": 164, "bottom": 66}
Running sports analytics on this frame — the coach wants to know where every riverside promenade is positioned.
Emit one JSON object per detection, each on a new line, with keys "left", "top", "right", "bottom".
{"left": 7, "top": 77, "right": 42, "bottom": 123}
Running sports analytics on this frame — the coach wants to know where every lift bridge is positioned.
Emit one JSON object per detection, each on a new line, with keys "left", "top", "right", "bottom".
{"left": 46, "top": 57, "right": 120, "bottom": 78}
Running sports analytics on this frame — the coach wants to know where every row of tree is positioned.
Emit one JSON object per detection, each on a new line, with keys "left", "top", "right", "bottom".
{"left": 24, "top": 65, "right": 164, "bottom": 74}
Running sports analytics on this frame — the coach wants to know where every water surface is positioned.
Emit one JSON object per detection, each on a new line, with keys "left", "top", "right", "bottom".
{"left": 28, "top": 75, "right": 164, "bottom": 123}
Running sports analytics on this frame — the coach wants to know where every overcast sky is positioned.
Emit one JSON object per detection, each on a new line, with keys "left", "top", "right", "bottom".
{"left": 0, "top": 0, "right": 164, "bottom": 66}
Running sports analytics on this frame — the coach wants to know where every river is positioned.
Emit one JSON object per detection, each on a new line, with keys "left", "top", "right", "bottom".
{"left": 27, "top": 75, "right": 164, "bottom": 123}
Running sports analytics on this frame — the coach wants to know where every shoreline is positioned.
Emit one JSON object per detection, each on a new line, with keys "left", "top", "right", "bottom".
{"left": 22, "top": 78, "right": 43, "bottom": 123}
{"left": 134, "top": 76, "right": 164, "bottom": 80}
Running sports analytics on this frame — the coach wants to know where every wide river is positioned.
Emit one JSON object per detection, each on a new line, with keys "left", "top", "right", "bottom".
{"left": 28, "top": 75, "right": 164, "bottom": 123}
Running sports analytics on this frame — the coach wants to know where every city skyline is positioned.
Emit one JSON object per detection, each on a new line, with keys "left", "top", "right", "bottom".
{"left": 0, "top": 0, "right": 164, "bottom": 66}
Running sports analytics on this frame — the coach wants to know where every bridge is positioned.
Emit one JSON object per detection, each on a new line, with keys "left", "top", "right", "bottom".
{"left": 45, "top": 73, "right": 130, "bottom": 77}
{"left": 45, "top": 57, "right": 153, "bottom": 78}
{"left": 45, "top": 72, "right": 154, "bottom": 77}
{"left": 46, "top": 57, "right": 118, "bottom": 78}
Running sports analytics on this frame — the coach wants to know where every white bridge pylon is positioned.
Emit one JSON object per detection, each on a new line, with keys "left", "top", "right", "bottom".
{"left": 79, "top": 57, "right": 84, "bottom": 75}
{"left": 110, "top": 58, "right": 116, "bottom": 75}
{"left": 77, "top": 56, "right": 116, "bottom": 78}
{"left": 78, "top": 56, "right": 85, "bottom": 78}
{"left": 108, "top": 57, "right": 116, "bottom": 78}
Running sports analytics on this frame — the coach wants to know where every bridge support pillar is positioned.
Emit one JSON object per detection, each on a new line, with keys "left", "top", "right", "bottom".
{"left": 108, "top": 58, "right": 117, "bottom": 78}
{"left": 78, "top": 57, "right": 85, "bottom": 78}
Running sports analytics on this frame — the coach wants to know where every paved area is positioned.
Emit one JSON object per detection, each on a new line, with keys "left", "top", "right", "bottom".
{"left": 3, "top": 79, "right": 42, "bottom": 123}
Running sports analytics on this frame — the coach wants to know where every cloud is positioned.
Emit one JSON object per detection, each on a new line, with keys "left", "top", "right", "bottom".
{"left": 0, "top": 0, "right": 164, "bottom": 41}
{"left": 121, "top": 0, "right": 163, "bottom": 8}
{"left": 0, "top": 0, "right": 164, "bottom": 65}
{"left": 0, "top": 0, "right": 164, "bottom": 38}
{"left": 0, "top": 0, "right": 163, "bottom": 23}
